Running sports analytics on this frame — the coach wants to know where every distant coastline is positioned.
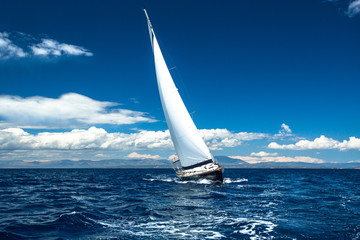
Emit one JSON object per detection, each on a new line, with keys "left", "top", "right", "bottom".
{"left": 1, "top": 156, "right": 359, "bottom": 169}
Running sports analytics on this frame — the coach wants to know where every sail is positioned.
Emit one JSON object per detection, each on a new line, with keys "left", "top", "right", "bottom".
{"left": 144, "top": 10, "right": 213, "bottom": 168}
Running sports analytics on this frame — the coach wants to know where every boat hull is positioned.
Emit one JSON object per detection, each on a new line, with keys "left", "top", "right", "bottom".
{"left": 178, "top": 167, "right": 223, "bottom": 183}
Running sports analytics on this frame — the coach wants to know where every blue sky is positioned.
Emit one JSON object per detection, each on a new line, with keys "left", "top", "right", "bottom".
{"left": 0, "top": 0, "right": 359, "bottom": 164}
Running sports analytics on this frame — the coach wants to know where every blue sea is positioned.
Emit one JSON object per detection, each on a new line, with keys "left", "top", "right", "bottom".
{"left": 0, "top": 168, "right": 359, "bottom": 240}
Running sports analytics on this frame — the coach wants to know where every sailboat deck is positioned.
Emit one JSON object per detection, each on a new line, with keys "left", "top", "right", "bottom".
{"left": 177, "top": 162, "right": 222, "bottom": 177}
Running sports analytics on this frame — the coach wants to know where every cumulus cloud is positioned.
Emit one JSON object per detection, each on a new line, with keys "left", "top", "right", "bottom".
{"left": 273, "top": 123, "right": 294, "bottom": 139}
{"left": 30, "top": 39, "right": 93, "bottom": 57}
{"left": 281, "top": 123, "right": 292, "bottom": 133}
{"left": 0, "top": 32, "right": 92, "bottom": 59}
{"left": 348, "top": 160, "right": 360, "bottom": 163}
{"left": 0, "top": 127, "right": 267, "bottom": 151}
{"left": 0, "top": 127, "right": 157, "bottom": 150}
{"left": 347, "top": 0, "right": 360, "bottom": 17}
{"left": 126, "top": 152, "right": 161, "bottom": 159}
{"left": 250, "top": 151, "right": 278, "bottom": 157}
{"left": 199, "top": 129, "right": 268, "bottom": 150}
{"left": 260, "top": 156, "right": 324, "bottom": 163}
{"left": 0, "top": 93, "right": 156, "bottom": 128}
{"left": 0, "top": 32, "right": 27, "bottom": 59}
{"left": 230, "top": 155, "right": 324, "bottom": 164}
{"left": 268, "top": 135, "right": 360, "bottom": 151}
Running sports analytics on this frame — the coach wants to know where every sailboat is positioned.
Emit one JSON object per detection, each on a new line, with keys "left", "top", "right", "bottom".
{"left": 144, "top": 9, "right": 223, "bottom": 182}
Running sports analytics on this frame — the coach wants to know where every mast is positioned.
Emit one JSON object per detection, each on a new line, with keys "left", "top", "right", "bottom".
{"left": 144, "top": 9, "right": 213, "bottom": 168}
{"left": 143, "top": 9, "right": 154, "bottom": 46}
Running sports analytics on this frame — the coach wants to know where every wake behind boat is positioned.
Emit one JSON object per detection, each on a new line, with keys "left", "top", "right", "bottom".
{"left": 144, "top": 10, "right": 223, "bottom": 183}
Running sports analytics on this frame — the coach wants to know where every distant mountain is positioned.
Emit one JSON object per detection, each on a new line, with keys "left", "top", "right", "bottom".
{"left": 0, "top": 159, "right": 172, "bottom": 169}
{"left": 228, "top": 161, "right": 360, "bottom": 169}
{"left": 216, "top": 157, "right": 360, "bottom": 169}
{"left": 214, "top": 156, "right": 250, "bottom": 167}
{"left": 0, "top": 156, "right": 359, "bottom": 169}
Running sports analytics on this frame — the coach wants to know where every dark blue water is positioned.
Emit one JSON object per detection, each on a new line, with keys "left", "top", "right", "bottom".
{"left": 0, "top": 169, "right": 359, "bottom": 239}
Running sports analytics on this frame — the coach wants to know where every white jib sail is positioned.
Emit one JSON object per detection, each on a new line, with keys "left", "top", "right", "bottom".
{"left": 144, "top": 10, "right": 213, "bottom": 168}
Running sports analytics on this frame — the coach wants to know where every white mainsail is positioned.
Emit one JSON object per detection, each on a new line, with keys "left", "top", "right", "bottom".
{"left": 144, "top": 10, "right": 213, "bottom": 168}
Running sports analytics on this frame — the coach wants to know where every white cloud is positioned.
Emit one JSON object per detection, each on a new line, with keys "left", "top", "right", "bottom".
{"left": 0, "top": 93, "right": 156, "bottom": 128}
{"left": 30, "top": 39, "right": 93, "bottom": 57}
{"left": 281, "top": 123, "right": 292, "bottom": 133}
{"left": 260, "top": 156, "right": 324, "bottom": 163}
{"left": 273, "top": 123, "right": 294, "bottom": 139}
{"left": 0, "top": 127, "right": 165, "bottom": 150}
{"left": 336, "top": 137, "right": 360, "bottom": 150}
{"left": 348, "top": 160, "right": 360, "bottom": 163}
{"left": 347, "top": 0, "right": 360, "bottom": 17}
{"left": 0, "top": 127, "right": 267, "bottom": 152}
{"left": 250, "top": 151, "right": 278, "bottom": 157}
{"left": 0, "top": 32, "right": 92, "bottom": 59}
{"left": 268, "top": 135, "right": 360, "bottom": 151}
{"left": 199, "top": 129, "right": 268, "bottom": 150}
{"left": 0, "top": 125, "right": 356, "bottom": 162}
{"left": 126, "top": 152, "right": 161, "bottom": 159}
{"left": 230, "top": 155, "right": 324, "bottom": 164}
{"left": 0, "top": 32, "right": 27, "bottom": 59}
{"left": 327, "top": 0, "right": 360, "bottom": 17}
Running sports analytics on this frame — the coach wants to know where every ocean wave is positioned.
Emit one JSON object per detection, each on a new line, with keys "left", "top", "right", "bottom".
{"left": 143, "top": 177, "right": 216, "bottom": 185}
{"left": 142, "top": 177, "right": 176, "bottom": 183}
{"left": 143, "top": 176, "right": 248, "bottom": 185}
{"left": 1, "top": 168, "right": 359, "bottom": 239}
{"left": 235, "top": 218, "right": 277, "bottom": 240}
{"left": 95, "top": 210, "right": 277, "bottom": 240}
{"left": 56, "top": 211, "right": 104, "bottom": 230}
{"left": 224, "top": 178, "right": 248, "bottom": 184}
{"left": 0, "top": 231, "right": 23, "bottom": 240}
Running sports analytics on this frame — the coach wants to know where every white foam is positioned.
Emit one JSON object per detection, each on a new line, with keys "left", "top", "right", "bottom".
{"left": 162, "top": 178, "right": 173, "bottom": 182}
{"left": 198, "top": 179, "right": 213, "bottom": 184}
{"left": 94, "top": 212, "right": 277, "bottom": 239}
{"left": 224, "top": 178, "right": 248, "bottom": 184}
{"left": 59, "top": 211, "right": 77, "bottom": 217}
{"left": 143, "top": 176, "right": 215, "bottom": 185}
{"left": 142, "top": 178, "right": 156, "bottom": 182}
{"left": 206, "top": 231, "right": 226, "bottom": 239}
{"left": 190, "top": 229, "right": 225, "bottom": 239}
{"left": 119, "top": 229, "right": 152, "bottom": 237}
{"left": 262, "top": 202, "right": 277, "bottom": 207}
{"left": 143, "top": 177, "right": 175, "bottom": 183}
{"left": 234, "top": 218, "right": 277, "bottom": 240}
{"left": 97, "top": 221, "right": 119, "bottom": 228}
{"left": 70, "top": 195, "right": 85, "bottom": 201}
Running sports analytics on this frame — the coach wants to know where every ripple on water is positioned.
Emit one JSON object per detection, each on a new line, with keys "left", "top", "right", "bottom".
{"left": 0, "top": 169, "right": 359, "bottom": 240}
{"left": 97, "top": 214, "right": 277, "bottom": 240}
